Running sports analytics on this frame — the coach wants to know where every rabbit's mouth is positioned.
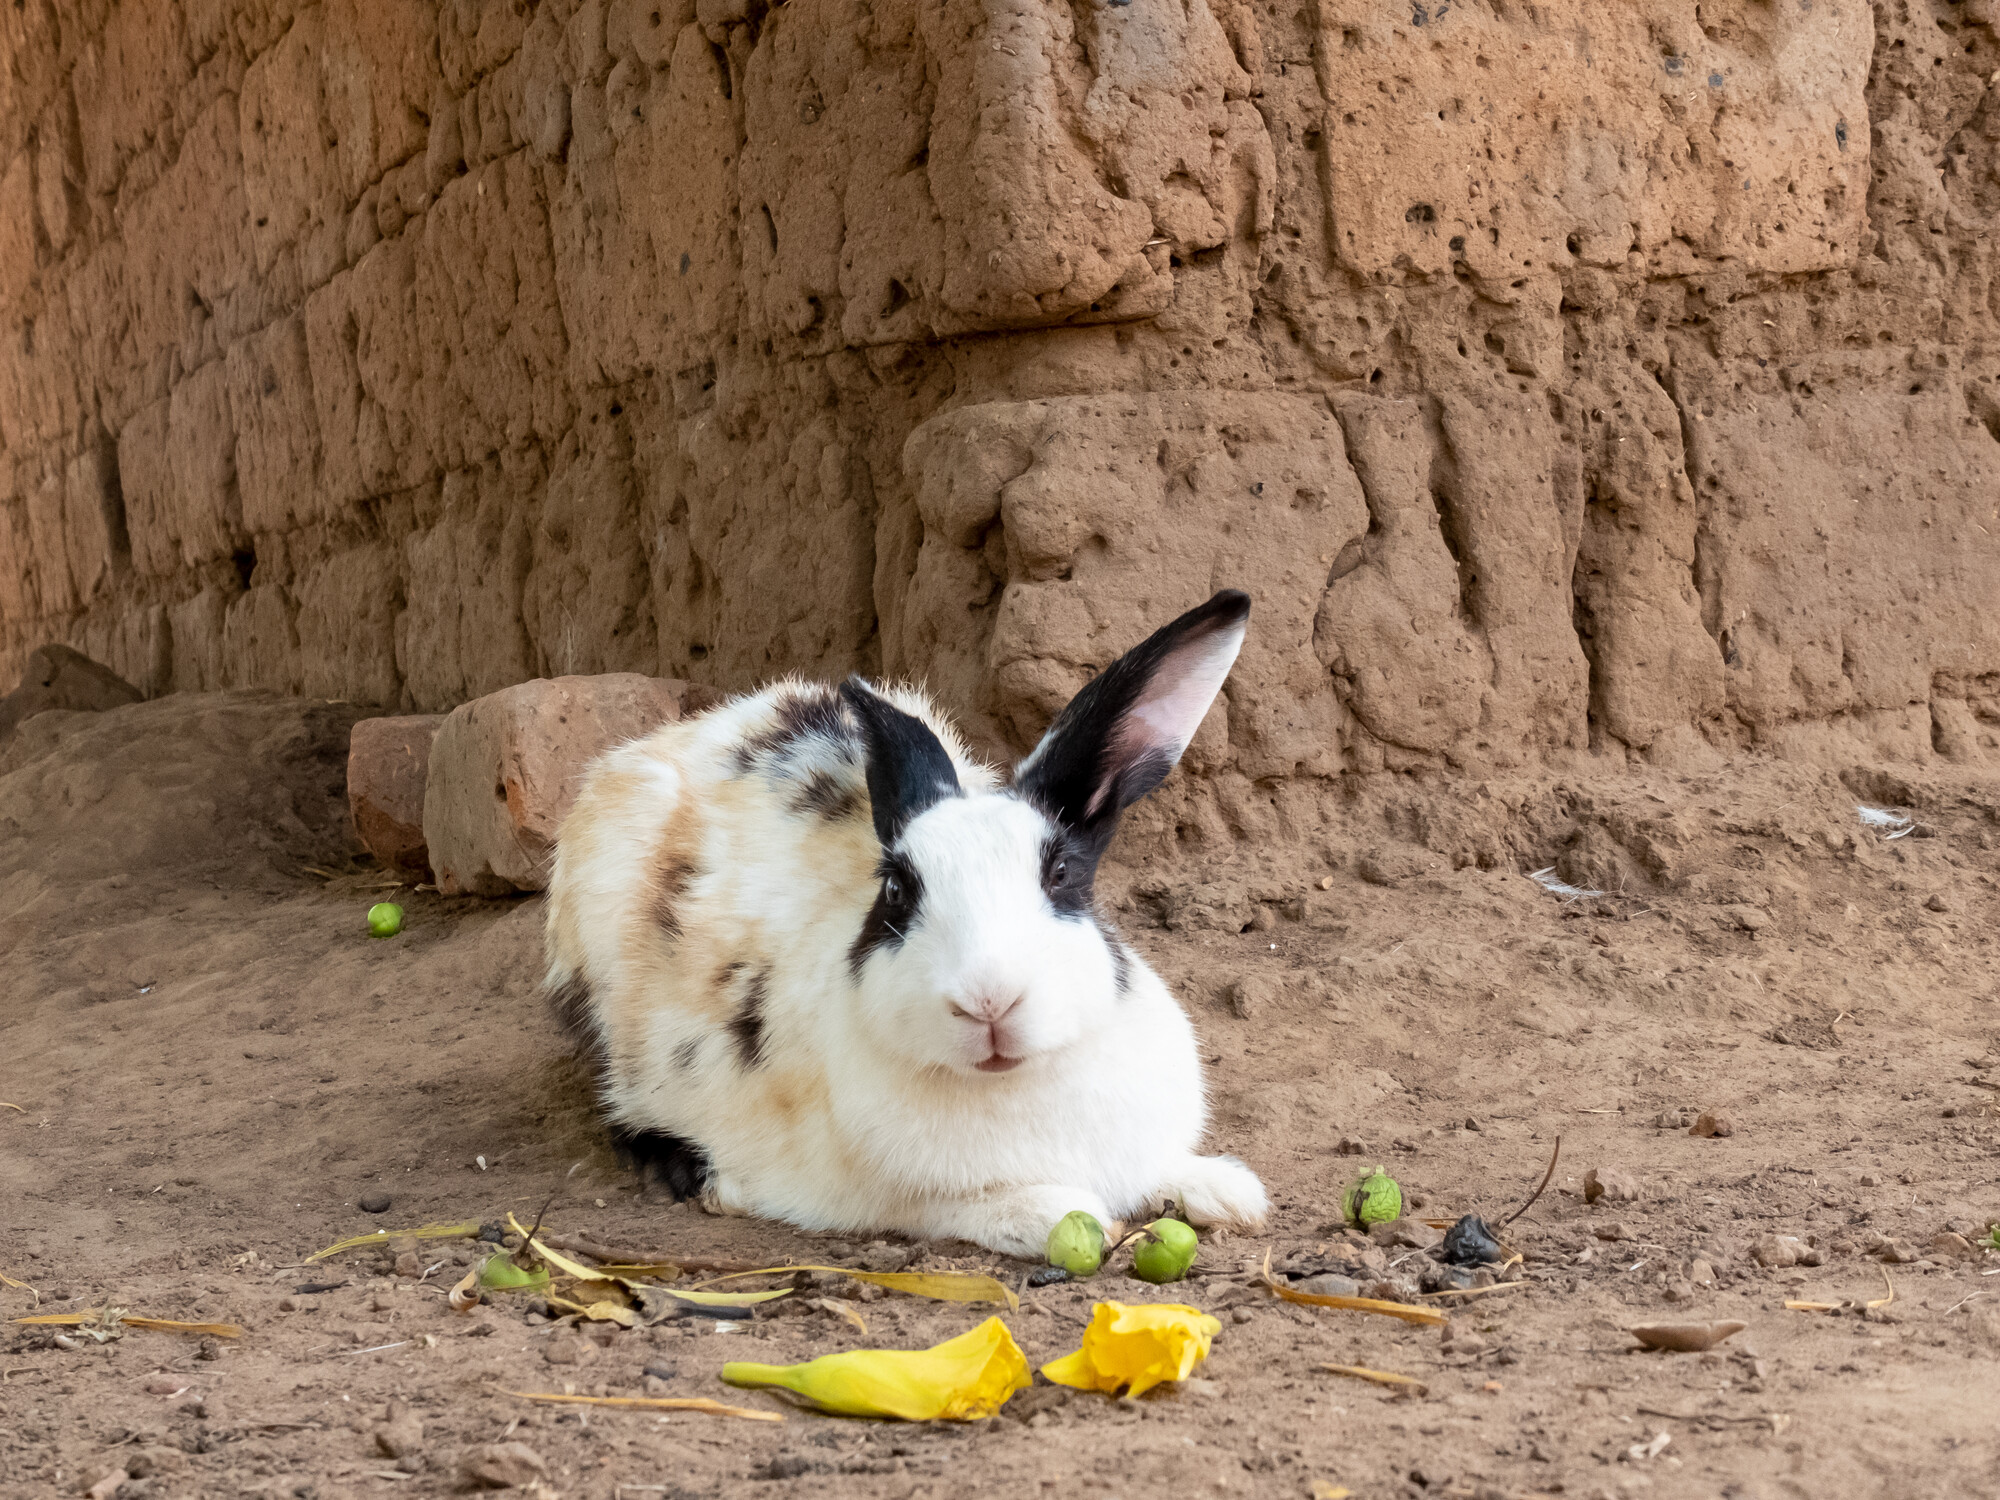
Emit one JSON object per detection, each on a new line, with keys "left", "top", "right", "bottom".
{"left": 973, "top": 1053, "right": 1024, "bottom": 1074}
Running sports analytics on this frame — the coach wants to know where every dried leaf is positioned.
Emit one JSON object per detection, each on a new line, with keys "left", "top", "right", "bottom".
{"left": 547, "top": 1294, "right": 637, "bottom": 1328}
{"left": 1310, "top": 1485, "right": 1354, "bottom": 1500}
{"left": 448, "top": 1267, "right": 481, "bottom": 1313}
{"left": 809, "top": 1298, "right": 869, "bottom": 1336}
{"left": 0, "top": 1102, "right": 24, "bottom": 1112}
{"left": 651, "top": 1287, "right": 792, "bottom": 1308}
{"left": 1628, "top": 1320, "right": 1746, "bottom": 1353}
{"left": 1784, "top": 1300, "right": 1844, "bottom": 1313}
{"left": 694, "top": 1265, "right": 1018, "bottom": 1310}
{"left": 307, "top": 1221, "right": 480, "bottom": 1263}
{"left": 1259, "top": 1251, "right": 1447, "bottom": 1328}
{"left": 1868, "top": 1269, "right": 1895, "bottom": 1309}
{"left": 1421, "top": 1282, "right": 1529, "bottom": 1301}
{"left": 507, "top": 1390, "right": 781, "bottom": 1422}
{"left": 507, "top": 1214, "right": 605, "bottom": 1282}
{"left": 1318, "top": 1363, "right": 1429, "bottom": 1397}
{"left": 14, "top": 1310, "right": 243, "bottom": 1338}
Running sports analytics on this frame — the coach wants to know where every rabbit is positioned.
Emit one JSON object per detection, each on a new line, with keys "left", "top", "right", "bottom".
{"left": 542, "top": 589, "right": 1268, "bottom": 1258}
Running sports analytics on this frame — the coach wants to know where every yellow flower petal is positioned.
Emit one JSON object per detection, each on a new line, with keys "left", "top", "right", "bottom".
{"left": 1040, "top": 1301, "right": 1221, "bottom": 1398}
{"left": 721, "top": 1316, "right": 1031, "bottom": 1421}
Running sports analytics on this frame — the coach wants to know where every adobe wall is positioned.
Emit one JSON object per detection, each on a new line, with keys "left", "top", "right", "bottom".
{"left": 3, "top": 0, "right": 1998, "bottom": 826}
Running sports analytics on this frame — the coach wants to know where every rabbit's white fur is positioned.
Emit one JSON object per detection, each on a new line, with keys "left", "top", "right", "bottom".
{"left": 545, "top": 596, "right": 1268, "bottom": 1257}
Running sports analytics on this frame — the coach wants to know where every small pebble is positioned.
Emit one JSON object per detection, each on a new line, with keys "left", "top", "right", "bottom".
{"left": 1689, "top": 1110, "right": 1736, "bottom": 1138}
{"left": 359, "top": 1192, "right": 393, "bottom": 1214}
{"left": 1230, "top": 1306, "right": 1256, "bottom": 1325}
{"left": 1583, "top": 1166, "right": 1642, "bottom": 1203}
{"left": 1925, "top": 893, "right": 1951, "bottom": 913}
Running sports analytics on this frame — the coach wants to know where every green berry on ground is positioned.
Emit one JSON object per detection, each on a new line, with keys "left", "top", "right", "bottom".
{"left": 1131, "top": 1217, "right": 1199, "bottom": 1283}
{"left": 367, "top": 902, "right": 404, "bottom": 939}
{"left": 1046, "top": 1211, "right": 1107, "bottom": 1276}
{"left": 1343, "top": 1166, "right": 1403, "bottom": 1227}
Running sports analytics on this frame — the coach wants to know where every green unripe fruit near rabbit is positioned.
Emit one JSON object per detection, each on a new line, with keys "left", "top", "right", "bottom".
{"left": 1046, "top": 1210, "right": 1107, "bottom": 1276}
{"left": 1343, "top": 1166, "right": 1402, "bottom": 1227}
{"left": 367, "top": 902, "right": 403, "bottom": 938}
{"left": 1131, "top": 1217, "right": 1199, "bottom": 1283}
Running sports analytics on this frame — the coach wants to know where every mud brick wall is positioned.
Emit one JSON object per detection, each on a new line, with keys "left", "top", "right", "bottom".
{"left": 3, "top": 0, "right": 1998, "bottom": 833}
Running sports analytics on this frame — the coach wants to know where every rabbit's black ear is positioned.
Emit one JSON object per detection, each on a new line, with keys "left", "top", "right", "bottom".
{"left": 840, "top": 680, "right": 963, "bottom": 848}
{"left": 1014, "top": 590, "right": 1249, "bottom": 849}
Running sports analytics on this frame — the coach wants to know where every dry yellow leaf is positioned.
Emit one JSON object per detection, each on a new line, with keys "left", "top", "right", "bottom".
{"left": 1319, "top": 1363, "right": 1428, "bottom": 1396}
{"left": 1421, "top": 1282, "right": 1529, "bottom": 1301}
{"left": 1261, "top": 1252, "right": 1447, "bottom": 1328}
{"left": 307, "top": 1221, "right": 479, "bottom": 1263}
{"left": 507, "top": 1391, "right": 781, "bottom": 1422}
{"left": 14, "top": 1310, "right": 243, "bottom": 1337}
{"left": 695, "top": 1265, "right": 1017, "bottom": 1310}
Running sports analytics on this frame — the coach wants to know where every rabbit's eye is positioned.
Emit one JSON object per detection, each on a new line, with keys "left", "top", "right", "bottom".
{"left": 1048, "top": 859, "right": 1068, "bottom": 888}
{"left": 883, "top": 874, "right": 905, "bottom": 906}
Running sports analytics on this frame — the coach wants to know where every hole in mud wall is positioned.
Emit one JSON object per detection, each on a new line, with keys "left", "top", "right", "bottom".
{"left": 884, "top": 279, "right": 911, "bottom": 316}
{"left": 760, "top": 204, "right": 778, "bottom": 254}
{"left": 709, "top": 41, "right": 733, "bottom": 100}
{"left": 233, "top": 548, "right": 257, "bottom": 590}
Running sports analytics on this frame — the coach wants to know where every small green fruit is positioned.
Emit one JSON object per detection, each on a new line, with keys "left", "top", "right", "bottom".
{"left": 367, "top": 902, "right": 404, "bottom": 939}
{"left": 1343, "top": 1166, "right": 1403, "bottom": 1227}
{"left": 1046, "top": 1210, "right": 1107, "bottom": 1276}
{"left": 1131, "top": 1217, "right": 1199, "bottom": 1284}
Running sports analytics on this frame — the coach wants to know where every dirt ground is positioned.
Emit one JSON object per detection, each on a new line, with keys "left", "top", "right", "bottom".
{"left": 3, "top": 694, "right": 1999, "bottom": 1500}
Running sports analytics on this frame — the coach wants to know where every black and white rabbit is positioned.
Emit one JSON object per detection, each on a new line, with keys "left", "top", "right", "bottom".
{"left": 544, "top": 590, "right": 1268, "bottom": 1257}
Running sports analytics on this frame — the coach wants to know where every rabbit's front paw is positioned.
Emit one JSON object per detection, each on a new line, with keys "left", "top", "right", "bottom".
{"left": 923, "top": 1184, "right": 1117, "bottom": 1260}
{"left": 1164, "top": 1155, "right": 1269, "bottom": 1232}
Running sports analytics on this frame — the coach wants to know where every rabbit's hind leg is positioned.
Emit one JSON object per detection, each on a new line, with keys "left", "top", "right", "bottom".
{"left": 1158, "top": 1154, "right": 1269, "bottom": 1232}
{"left": 609, "top": 1125, "right": 713, "bottom": 1202}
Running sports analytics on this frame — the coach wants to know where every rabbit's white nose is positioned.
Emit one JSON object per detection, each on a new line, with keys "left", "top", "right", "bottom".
{"left": 948, "top": 991, "right": 1024, "bottom": 1023}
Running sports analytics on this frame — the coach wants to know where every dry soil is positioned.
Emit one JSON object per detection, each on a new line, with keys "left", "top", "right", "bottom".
{"left": 3, "top": 696, "right": 1999, "bottom": 1500}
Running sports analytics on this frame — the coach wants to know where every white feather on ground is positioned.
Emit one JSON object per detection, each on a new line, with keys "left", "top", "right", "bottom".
{"left": 1856, "top": 805, "right": 1916, "bottom": 839}
{"left": 1527, "top": 866, "right": 1605, "bottom": 901}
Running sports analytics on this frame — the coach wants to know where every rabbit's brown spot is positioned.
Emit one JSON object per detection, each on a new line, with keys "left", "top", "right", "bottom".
{"left": 790, "top": 767, "right": 862, "bottom": 822}
{"left": 650, "top": 852, "right": 696, "bottom": 938}
{"left": 728, "top": 967, "right": 771, "bottom": 1069}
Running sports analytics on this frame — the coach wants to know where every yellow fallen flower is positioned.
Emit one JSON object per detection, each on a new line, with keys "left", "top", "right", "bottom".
{"left": 1041, "top": 1301, "right": 1221, "bottom": 1398}
{"left": 721, "top": 1316, "right": 1031, "bottom": 1420}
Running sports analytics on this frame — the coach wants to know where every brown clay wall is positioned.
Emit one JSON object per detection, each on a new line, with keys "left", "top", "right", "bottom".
{"left": 3, "top": 0, "right": 1998, "bottom": 830}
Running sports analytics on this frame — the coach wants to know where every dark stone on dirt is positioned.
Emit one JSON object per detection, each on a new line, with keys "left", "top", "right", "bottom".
{"left": 359, "top": 1192, "right": 392, "bottom": 1213}
{"left": 1439, "top": 1214, "right": 1506, "bottom": 1266}
{"left": 1026, "top": 1266, "right": 1070, "bottom": 1288}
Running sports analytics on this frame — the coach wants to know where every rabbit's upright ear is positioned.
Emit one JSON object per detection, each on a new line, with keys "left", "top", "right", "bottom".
{"left": 840, "top": 680, "right": 963, "bottom": 847}
{"left": 1015, "top": 590, "right": 1249, "bottom": 847}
